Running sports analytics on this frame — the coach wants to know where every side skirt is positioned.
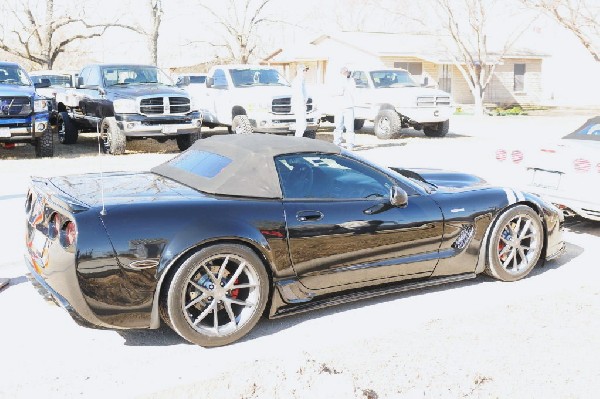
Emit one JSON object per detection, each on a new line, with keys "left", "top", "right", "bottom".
{"left": 270, "top": 272, "right": 477, "bottom": 319}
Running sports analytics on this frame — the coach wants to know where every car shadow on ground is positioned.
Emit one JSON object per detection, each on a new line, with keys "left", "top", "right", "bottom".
{"left": 114, "top": 240, "right": 582, "bottom": 348}
{"left": 564, "top": 217, "right": 600, "bottom": 237}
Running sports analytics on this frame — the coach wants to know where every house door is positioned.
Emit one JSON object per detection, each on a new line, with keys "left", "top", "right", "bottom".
{"left": 439, "top": 64, "right": 452, "bottom": 94}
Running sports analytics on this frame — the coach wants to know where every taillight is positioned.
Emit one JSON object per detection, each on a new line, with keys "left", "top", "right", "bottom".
{"left": 495, "top": 149, "right": 507, "bottom": 161}
{"left": 573, "top": 158, "right": 591, "bottom": 173}
{"left": 511, "top": 150, "right": 523, "bottom": 164}
{"left": 48, "top": 213, "right": 60, "bottom": 240}
{"left": 60, "top": 221, "right": 77, "bottom": 248}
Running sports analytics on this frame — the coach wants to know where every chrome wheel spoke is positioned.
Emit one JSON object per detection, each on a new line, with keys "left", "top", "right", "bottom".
{"left": 185, "top": 293, "right": 208, "bottom": 310}
{"left": 223, "top": 300, "right": 237, "bottom": 327}
{"left": 502, "top": 248, "right": 516, "bottom": 268}
{"left": 193, "top": 300, "right": 216, "bottom": 325}
{"left": 201, "top": 264, "right": 218, "bottom": 285}
{"left": 189, "top": 280, "right": 209, "bottom": 294}
{"left": 224, "top": 261, "right": 247, "bottom": 290}
{"left": 518, "top": 219, "right": 532, "bottom": 239}
{"left": 217, "top": 256, "right": 230, "bottom": 282}
{"left": 226, "top": 297, "right": 254, "bottom": 308}
{"left": 230, "top": 282, "right": 257, "bottom": 290}
{"left": 213, "top": 305, "right": 219, "bottom": 332}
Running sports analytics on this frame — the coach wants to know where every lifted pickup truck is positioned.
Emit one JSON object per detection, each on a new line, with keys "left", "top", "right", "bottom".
{"left": 320, "top": 67, "right": 453, "bottom": 139}
{"left": 54, "top": 64, "right": 202, "bottom": 154}
{"left": 199, "top": 65, "right": 319, "bottom": 137}
{"left": 0, "top": 62, "right": 53, "bottom": 157}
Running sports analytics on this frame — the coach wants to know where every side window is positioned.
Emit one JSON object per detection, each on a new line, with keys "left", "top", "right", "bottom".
{"left": 514, "top": 63, "right": 525, "bottom": 92}
{"left": 352, "top": 71, "right": 369, "bottom": 88}
{"left": 213, "top": 69, "right": 228, "bottom": 89}
{"left": 87, "top": 67, "right": 102, "bottom": 87}
{"left": 275, "top": 154, "right": 392, "bottom": 200}
{"left": 79, "top": 67, "right": 91, "bottom": 86}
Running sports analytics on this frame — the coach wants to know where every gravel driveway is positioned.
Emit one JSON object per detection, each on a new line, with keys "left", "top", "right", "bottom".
{"left": 1, "top": 114, "right": 599, "bottom": 398}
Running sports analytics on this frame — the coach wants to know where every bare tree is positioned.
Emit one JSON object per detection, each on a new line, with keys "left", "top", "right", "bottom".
{"left": 520, "top": 0, "right": 600, "bottom": 62}
{"left": 0, "top": 0, "right": 139, "bottom": 69}
{"left": 433, "top": 0, "right": 532, "bottom": 115}
{"left": 120, "top": 0, "right": 163, "bottom": 65}
{"left": 195, "top": 0, "right": 279, "bottom": 64}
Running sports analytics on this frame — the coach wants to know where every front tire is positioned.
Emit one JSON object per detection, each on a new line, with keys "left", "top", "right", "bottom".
{"left": 485, "top": 205, "right": 544, "bottom": 282}
{"left": 374, "top": 110, "right": 401, "bottom": 139}
{"left": 423, "top": 120, "right": 450, "bottom": 137}
{"left": 231, "top": 115, "right": 253, "bottom": 134}
{"left": 176, "top": 129, "right": 203, "bottom": 151}
{"left": 56, "top": 112, "right": 78, "bottom": 144}
{"left": 34, "top": 127, "right": 53, "bottom": 158}
{"left": 100, "top": 117, "right": 126, "bottom": 155}
{"left": 161, "top": 244, "right": 269, "bottom": 347}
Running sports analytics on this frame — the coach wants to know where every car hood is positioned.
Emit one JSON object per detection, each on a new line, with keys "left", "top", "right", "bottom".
{"left": 109, "top": 84, "right": 189, "bottom": 99}
{"left": 391, "top": 167, "right": 488, "bottom": 191}
{"left": 47, "top": 171, "right": 204, "bottom": 208}
{"left": 0, "top": 84, "right": 35, "bottom": 97}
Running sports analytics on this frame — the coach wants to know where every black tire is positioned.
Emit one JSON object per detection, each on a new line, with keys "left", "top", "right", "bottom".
{"left": 34, "top": 127, "right": 53, "bottom": 158}
{"left": 353, "top": 119, "right": 365, "bottom": 131}
{"left": 374, "top": 110, "right": 402, "bottom": 139}
{"left": 176, "top": 129, "right": 203, "bottom": 151}
{"left": 100, "top": 117, "right": 126, "bottom": 155}
{"left": 303, "top": 130, "right": 316, "bottom": 139}
{"left": 231, "top": 115, "right": 253, "bottom": 134}
{"left": 485, "top": 205, "right": 544, "bottom": 282}
{"left": 56, "top": 112, "right": 78, "bottom": 144}
{"left": 423, "top": 120, "right": 450, "bottom": 137}
{"left": 161, "top": 244, "right": 269, "bottom": 347}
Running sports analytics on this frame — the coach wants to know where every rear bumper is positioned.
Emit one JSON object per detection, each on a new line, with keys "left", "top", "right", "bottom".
{"left": 525, "top": 185, "right": 600, "bottom": 221}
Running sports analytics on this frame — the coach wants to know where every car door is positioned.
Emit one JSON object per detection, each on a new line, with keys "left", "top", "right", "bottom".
{"left": 276, "top": 153, "right": 445, "bottom": 290}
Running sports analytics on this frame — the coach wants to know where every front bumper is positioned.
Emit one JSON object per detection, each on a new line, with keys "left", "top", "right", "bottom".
{"left": 395, "top": 106, "right": 454, "bottom": 124}
{"left": 115, "top": 112, "right": 202, "bottom": 137}
{"left": 0, "top": 113, "right": 50, "bottom": 142}
{"left": 248, "top": 111, "right": 320, "bottom": 133}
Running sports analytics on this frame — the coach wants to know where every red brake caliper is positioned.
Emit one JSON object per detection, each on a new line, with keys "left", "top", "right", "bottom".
{"left": 229, "top": 278, "right": 240, "bottom": 299}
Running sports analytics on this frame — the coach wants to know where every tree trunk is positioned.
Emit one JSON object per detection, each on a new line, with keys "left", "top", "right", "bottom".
{"left": 472, "top": 88, "right": 485, "bottom": 116}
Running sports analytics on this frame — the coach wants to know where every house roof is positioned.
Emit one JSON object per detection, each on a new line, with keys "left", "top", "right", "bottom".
{"left": 263, "top": 31, "right": 549, "bottom": 65}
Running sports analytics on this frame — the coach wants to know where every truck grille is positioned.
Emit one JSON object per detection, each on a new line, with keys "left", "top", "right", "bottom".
{"left": 272, "top": 97, "right": 313, "bottom": 114}
{"left": 139, "top": 97, "right": 191, "bottom": 115}
{"left": 0, "top": 97, "right": 32, "bottom": 117}
{"left": 417, "top": 96, "right": 451, "bottom": 107}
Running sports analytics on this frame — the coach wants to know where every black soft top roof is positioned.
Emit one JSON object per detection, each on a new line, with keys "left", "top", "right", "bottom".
{"left": 151, "top": 134, "right": 341, "bottom": 198}
{"left": 562, "top": 116, "right": 600, "bottom": 141}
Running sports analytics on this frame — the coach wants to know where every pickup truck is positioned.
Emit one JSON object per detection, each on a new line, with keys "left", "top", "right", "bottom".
{"left": 53, "top": 64, "right": 202, "bottom": 154}
{"left": 319, "top": 67, "right": 453, "bottom": 139}
{"left": 199, "top": 65, "right": 319, "bottom": 137}
{"left": 0, "top": 62, "right": 53, "bottom": 157}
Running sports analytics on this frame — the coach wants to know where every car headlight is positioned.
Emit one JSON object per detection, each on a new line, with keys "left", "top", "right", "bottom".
{"left": 113, "top": 99, "right": 137, "bottom": 114}
{"left": 33, "top": 99, "right": 49, "bottom": 112}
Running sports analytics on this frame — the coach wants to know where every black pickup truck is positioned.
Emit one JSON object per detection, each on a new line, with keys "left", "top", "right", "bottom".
{"left": 54, "top": 64, "right": 202, "bottom": 154}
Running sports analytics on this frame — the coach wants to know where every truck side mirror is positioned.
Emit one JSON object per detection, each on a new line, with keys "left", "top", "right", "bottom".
{"left": 77, "top": 76, "right": 84, "bottom": 88}
{"left": 206, "top": 77, "right": 213, "bottom": 88}
{"left": 390, "top": 185, "right": 408, "bottom": 207}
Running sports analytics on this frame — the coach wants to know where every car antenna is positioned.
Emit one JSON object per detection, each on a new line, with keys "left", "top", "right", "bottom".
{"left": 96, "top": 121, "right": 107, "bottom": 216}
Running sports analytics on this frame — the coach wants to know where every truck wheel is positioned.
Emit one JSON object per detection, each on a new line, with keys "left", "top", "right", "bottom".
{"left": 100, "top": 117, "right": 126, "bottom": 155}
{"left": 57, "top": 112, "right": 78, "bottom": 144}
{"left": 423, "top": 120, "right": 450, "bottom": 137}
{"left": 354, "top": 119, "right": 365, "bottom": 131}
{"left": 34, "top": 127, "right": 53, "bottom": 158}
{"left": 176, "top": 129, "right": 203, "bottom": 151}
{"left": 231, "top": 115, "right": 253, "bottom": 134}
{"left": 374, "top": 110, "right": 401, "bottom": 139}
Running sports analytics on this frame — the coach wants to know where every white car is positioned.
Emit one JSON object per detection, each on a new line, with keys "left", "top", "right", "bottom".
{"left": 496, "top": 117, "right": 600, "bottom": 221}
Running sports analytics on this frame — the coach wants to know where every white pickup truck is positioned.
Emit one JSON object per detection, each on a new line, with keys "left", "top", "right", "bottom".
{"left": 199, "top": 65, "right": 320, "bottom": 137}
{"left": 319, "top": 67, "right": 454, "bottom": 139}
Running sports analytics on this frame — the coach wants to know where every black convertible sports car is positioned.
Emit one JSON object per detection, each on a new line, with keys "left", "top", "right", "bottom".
{"left": 25, "top": 134, "right": 565, "bottom": 347}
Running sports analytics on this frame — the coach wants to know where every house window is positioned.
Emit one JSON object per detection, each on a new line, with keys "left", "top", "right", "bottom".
{"left": 394, "top": 62, "right": 423, "bottom": 76}
{"left": 514, "top": 63, "right": 526, "bottom": 92}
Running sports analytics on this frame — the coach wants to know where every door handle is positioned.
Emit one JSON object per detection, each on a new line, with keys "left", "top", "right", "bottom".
{"left": 296, "top": 210, "right": 324, "bottom": 222}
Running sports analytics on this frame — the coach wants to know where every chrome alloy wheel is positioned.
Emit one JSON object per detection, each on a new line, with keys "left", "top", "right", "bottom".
{"left": 495, "top": 213, "right": 542, "bottom": 276}
{"left": 181, "top": 254, "right": 260, "bottom": 337}
{"left": 377, "top": 116, "right": 391, "bottom": 135}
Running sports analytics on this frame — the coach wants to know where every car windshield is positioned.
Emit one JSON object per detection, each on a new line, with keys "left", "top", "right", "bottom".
{"left": 370, "top": 70, "right": 418, "bottom": 88}
{"left": 0, "top": 65, "right": 32, "bottom": 86}
{"left": 30, "top": 74, "right": 72, "bottom": 87}
{"left": 102, "top": 66, "right": 174, "bottom": 86}
{"left": 230, "top": 68, "right": 289, "bottom": 88}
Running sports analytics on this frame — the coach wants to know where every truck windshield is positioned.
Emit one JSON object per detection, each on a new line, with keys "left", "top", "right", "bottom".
{"left": 102, "top": 66, "right": 174, "bottom": 87}
{"left": 370, "top": 70, "right": 418, "bottom": 88}
{"left": 0, "top": 65, "right": 32, "bottom": 86}
{"left": 230, "top": 68, "right": 288, "bottom": 88}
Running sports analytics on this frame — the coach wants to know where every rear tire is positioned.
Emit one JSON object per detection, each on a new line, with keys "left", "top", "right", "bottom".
{"left": 485, "top": 205, "right": 544, "bottom": 282}
{"left": 161, "top": 244, "right": 269, "bottom": 347}
{"left": 34, "top": 127, "right": 53, "bottom": 158}
{"left": 176, "top": 129, "right": 203, "bottom": 151}
{"left": 57, "top": 112, "right": 78, "bottom": 144}
{"left": 100, "top": 117, "right": 126, "bottom": 155}
{"left": 423, "top": 120, "right": 449, "bottom": 137}
{"left": 231, "top": 115, "right": 253, "bottom": 134}
{"left": 374, "top": 110, "right": 401, "bottom": 139}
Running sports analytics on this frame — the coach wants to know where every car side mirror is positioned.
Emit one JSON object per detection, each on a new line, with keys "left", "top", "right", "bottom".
{"left": 34, "top": 79, "right": 51, "bottom": 88}
{"left": 76, "top": 76, "right": 84, "bottom": 88}
{"left": 390, "top": 185, "right": 408, "bottom": 207}
{"left": 206, "top": 77, "right": 213, "bottom": 88}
